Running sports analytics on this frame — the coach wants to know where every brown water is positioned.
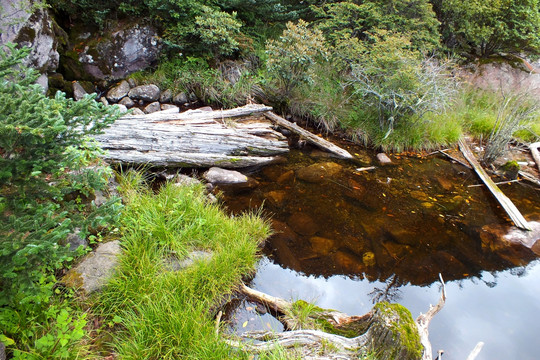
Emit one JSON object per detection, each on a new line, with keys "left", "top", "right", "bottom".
{"left": 218, "top": 145, "right": 540, "bottom": 360}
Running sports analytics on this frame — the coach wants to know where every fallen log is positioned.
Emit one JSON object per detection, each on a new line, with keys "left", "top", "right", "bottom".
{"left": 95, "top": 106, "right": 289, "bottom": 168}
{"left": 530, "top": 142, "right": 540, "bottom": 173}
{"left": 458, "top": 139, "right": 531, "bottom": 230}
{"left": 263, "top": 112, "right": 354, "bottom": 159}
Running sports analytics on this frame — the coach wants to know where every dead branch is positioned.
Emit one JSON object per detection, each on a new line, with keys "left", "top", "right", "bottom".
{"left": 416, "top": 274, "right": 447, "bottom": 360}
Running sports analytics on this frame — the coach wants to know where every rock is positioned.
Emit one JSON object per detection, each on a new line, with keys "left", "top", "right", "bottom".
{"left": 59, "top": 23, "right": 161, "bottom": 81}
{"left": 270, "top": 235, "right": 303, "bottom": 272}
{"left": 72, "top": 81, "right": 88, "bottom": 101}
{"left": 36, "top": 73, "right": 49, "bottom": 93}
{"left": 343, "top": 178, "right": 366, "bottom": 201}
{"left": 160, "top": 103, "right": 179, "bottom": 111}
{"left": 287, "top": 212, "right": 319, "bottom": 236}
{"left": 127, "top": 78, "right": 137, "bottom": 88}
{"left": 106, "top": 80, "right": 131, "bottom": 103}
{"left": 143, "top": 101, "right": 161, "bottom": 114}
{"left": 309, "top": 236, "right": 336, "bottom": 255}
{"left": 188, "top": 92, "right": 198, "bottom": 102}
{"left": 296, "top": 162, "right": 343, "bottom": 183}
{"left": 334, "top": 250, "right": 365, "bottom": 273}
{"left": 265, "top": 190, "right": 287, "bottom": 207}
{"left": 159, "top": 89, "right": 173, "bottom": 103}
{"left": 409, "top": 190, "right": 429, "bottom": 202}
{"left": 116, "top": 104, "right": 128, "bottom": 113}
{"left": 362, "top": 251, "right": 376, "bottom": 266}
{"left": 1, "top": 0, "right": 64, "bottom": 82}
{"left": 63, "top": 240, "right": 121, "bottom": 293}
{"left": 173, "top": 92, "right": 189, "bottom": 105}
{"left": 197, "top": 106, "right": 213, "bottom": 112}
{"left": 173, "top": 174, "right": 202, "bottom": 187}
{"left": 376, "top": 153, "right": 392, "bottom": 165}
{"left": 58, "top": 228, "right": 87, "bottom": 251}
{"left": 270, "top": 220, "right": 297, "bottom": 244}
{"left": 99, "top": 97, "right": 109, "bottom": 106}
{"left": 164, "top": 250, "right": 212, "bottom": 271}
{"left": 130, "top": 107, "right": 145, "bottom": 115}
{"left": 118, "top": 96, "right": 135, "bottom": 108}
{"left": 203, "top": 167, "right": 248, "bottom": 185}
{"left": 128, "top": 84, "right": 160, "bottom": 102}
{"left": 479, "top": 223, "right": 537, "bottom": 266}
{"left": 277, "top": 170, "right": 295, "bottom": 184}
{"left": 435, "top": 176, "right": 454, "bottom": 191}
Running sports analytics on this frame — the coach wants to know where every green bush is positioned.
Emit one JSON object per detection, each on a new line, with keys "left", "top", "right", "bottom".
{"left": 0, "top": 43, "right": 122, "bottom": 358}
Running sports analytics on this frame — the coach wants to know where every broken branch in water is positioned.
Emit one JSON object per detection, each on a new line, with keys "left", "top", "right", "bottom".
{"left": 468, "top": 179, "right": 521, "bottom": 187}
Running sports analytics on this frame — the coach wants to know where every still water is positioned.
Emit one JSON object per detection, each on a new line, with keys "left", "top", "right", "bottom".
{"left": 219, "top": 146, "right": 540, "bottom": 360}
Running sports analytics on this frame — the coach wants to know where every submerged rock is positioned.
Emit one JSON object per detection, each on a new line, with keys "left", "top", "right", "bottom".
{"left": 287, "top": 212, "right": 319, "bottom": 236}
{"left": 296, "top": 162, "right": 343, "bottom": 183}
{"left": 334, "top": 250, "right": 365, "bottom": 273}
{"left": 309, "top": 236, "right": 336, "bottom": 255}
{"left": 265, "top": 190, "right": 287, "bottom": 207}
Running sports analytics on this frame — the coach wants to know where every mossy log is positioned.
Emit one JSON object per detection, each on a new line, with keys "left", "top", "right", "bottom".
{"left": 94, "top": 104, "right": 289, "bottom": 168}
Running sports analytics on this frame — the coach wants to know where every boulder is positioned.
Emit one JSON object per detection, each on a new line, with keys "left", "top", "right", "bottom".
{"left": 60, "top": 23, "right": 161, "bottom": 82}
{"left": 116, "top": 104, "right": 128, "bottom": 113}
{"left": 128, "top": 84, "right": 160, "bottom": 102}
{"left": 296, "top": 162, "right": 343, "bottom": 183}
{"left": 72, "top": 81, "right": 88, "bottom": 101}
{"left": 1, "top": 0, "right": 66, "bottom": 91}
{"left": 63, "top": 240, "right": 122, "bottom": 294}
{"left": 118, "top": 96, "right": 135, "bottom": 108}
{"left": 130, "top": 107, "right": 145, "bottom": 115}
{"left": 159, "top": 89, "right": 173, "bottom": 103}
{"left": 58, "top": 228, "right": 88, "bottom": 251}
{"left": 287, "top": 212, "right": 319, "bottom": 236}
{"left": 106, "top": 80, "right": 131, "bottom": 103}
{"left": 173, "top": 92, "right": 189, "bottom": 105}
{"left": 143, "top": 101, "right": 161, "bottom": 114}
{"left": 203, "top": 167, "right": 248, "bottom": 185}
{"left": 173, "top": 174, "right": 202, "bottom": 187}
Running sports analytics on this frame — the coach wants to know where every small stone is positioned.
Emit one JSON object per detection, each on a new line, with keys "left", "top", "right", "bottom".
{"left": 116, "top": 104, "right": 128, "bottom": 113}
{"left": 174, "top": 174, "right": 202, "bottom": 187}
{"left": 362, "top": 251, "right": 376, "bottom": 266}
{"left": 376, "top": 153, "right": 392, "bottom": 164}
{"left": 144, "top": 101, "right": 161, "bottom": 114}
{"left": 59, "top": 228, "right": 88, "bottom": 251}
{"left": 129, "top": 108, "right": 145, "bottom": 115}
{"left": 265, "top": 190, "right": 287, "bottom": 207}
{"left": 334, "top": 250, "right": 365, "bottom": 273}
{"left": 119, "top": 96, "right": 135, "bottom": 108}
{"left": 127, "top": 78, "right": 137, "bottom": 88}
{"left": 161, "top": 103, "right": 179, "bottom": 111}
{"left": 287, "top": 212, "right": 319, "bottom": 236}
{"left": 99, "top": 97, "right": 109, "bottom": 106}
{"left": 106, "top": 80, "right": 130, "bottom": 103}
{"left": 197, "top": 106, "right": 213, "bottom": 112}
{"left": 409, "top": 190, "right": 429, "bottom": 202}
{"left": 435, "top": 176, "right": 454, "bottom": 191}
{"left": 128, "top": 84, "right": 161, "bottom": 102}
{"left": 173, "top": 92, "right": 189, "bottom": 105}
{"left": 72, "top": 81, "right": 88, "bottom": 101}
{"left": 277, "top": 170, "right": 295, "bottom": 184}
{"left": 203, "top": 167, "right": 248, "bottom": 185}
{"left": 296, "top": 162, "right": 343, "bottom": 183}
{"left": 309, "top": 236, "right": 335, "bottom": 255}
{"left": 160, "top": 89, "right": 173, "bottom": 103}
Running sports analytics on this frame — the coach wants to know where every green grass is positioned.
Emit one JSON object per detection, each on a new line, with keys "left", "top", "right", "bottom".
{"left": 97, "top": 174, "right": 272, "bottom": 359}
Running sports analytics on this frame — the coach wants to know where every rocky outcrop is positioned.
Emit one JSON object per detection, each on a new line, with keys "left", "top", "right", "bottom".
{"left": 0, "top": 0, "right": 66, "bottom": 91}
{"left": 60, "top": 22, "right": 161, "bottom": 82}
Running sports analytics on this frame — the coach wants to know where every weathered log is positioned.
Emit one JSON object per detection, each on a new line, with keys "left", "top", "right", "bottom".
{"left": 458, "top": 139, "right": 531, "bottom": 230}
{"left": 263, "top": 112, "right": 354, "bottom": 159}
{"left": 95, "top": 107, "right": 289, "bottom": 168}
{"left": 530, "top": 142, "right": 540, "bottom": 173}
{"left": 416, "top": 274, "right": 446, "bottom": 360}
{"left": 237, "top": 284, "right": 423, "bottom": 360}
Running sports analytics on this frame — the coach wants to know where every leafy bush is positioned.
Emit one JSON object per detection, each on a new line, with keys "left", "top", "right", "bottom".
{"left": 0, "top": 43, "right": 121, "bottom": 358}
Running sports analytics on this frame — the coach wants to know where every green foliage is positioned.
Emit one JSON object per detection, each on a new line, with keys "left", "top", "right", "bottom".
{"left": 436, "top": 0, "right": 540, "bottom": 56}
{"left": 266, "top": 20, "right": 328, "bottom": 95}
{"left": 194, "top": 6, "right": 242, "bottom": 58}
{"left": 99, "top": 177, "right": 271, "bottom": 359}
{"left": 0, "top": 43, "right": 122, "bottom": 358}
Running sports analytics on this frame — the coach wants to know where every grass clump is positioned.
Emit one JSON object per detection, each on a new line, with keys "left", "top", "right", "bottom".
{"left": 98, "top": 175, "right": 271, "bottom": 359}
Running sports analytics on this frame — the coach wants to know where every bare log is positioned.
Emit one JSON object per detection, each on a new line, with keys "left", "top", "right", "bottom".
{"left": 264, "top": 112, "right": 354, "bottom": 159}
{"left": 416, "top": 274, "right": 446, "bottom": 360}
{"left": 530, "top": 142, "right": 540, "bottom": 173}
{"left": 458, "top": 139, "right": 531, "bottom": 230}
{"left": 95, "top": 109, "right": 289, "bottom": 168}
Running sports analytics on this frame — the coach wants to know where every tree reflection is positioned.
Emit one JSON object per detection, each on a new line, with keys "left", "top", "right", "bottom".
{"left": 368, "top": 275, "right": 403, "bottom": 303}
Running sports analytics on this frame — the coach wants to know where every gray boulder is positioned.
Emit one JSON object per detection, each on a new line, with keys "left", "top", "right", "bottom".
{"left": 203, "top": 167, "right": 248, "bottom": 185}
{"left": 63, "top": 240, "right": 122, "bottom": 294}
{"left": 60, "top": 23, "right": 161, "bottom": 81}
{"left": 119, "top": 96, "right": 135, "bottom": 108}
{"left": 130, "top": 107, "right": 145, "bottom": 115}
{"left": 128, "top": 84, "right": 160, "bottom": 102}
{"left": 160, "top": 89, "right": 173, "bottom": 103}
{"left": 143, "top": 101, "right": 161, "bottom": 114}
{"left": 106, "top": 80, "right": 131, "bottom": 103}
{"left": 173, "top": 92, "right": 189, "bottom": 106}
{"left": 72, "top": 81, "right": 88, "bottom": 101}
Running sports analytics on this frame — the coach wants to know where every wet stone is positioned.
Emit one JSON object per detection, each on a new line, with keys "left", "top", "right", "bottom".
{"left": 362, "top": 251, "right": 376, "bottom": 266}
{"left": 287, "top": 212, "right": 319, "bottom": 236}
{"left": 435, "top": 176, "right": 454, "bottom": 191}
{"left": 376, "top": 153, "right": 392, "bottom": 164}
{"left": 265, "top": 190, "right": 287, "bottom": 207}
{"left": 309, "top": 236, "right": 336, "bottom": 255}
{"left": 204, "top": 167, "right": 248, "bottom": 185}
{"left": 334, "top": 250, "right": 365, "bottom": 273}
{"left": 409, "top": 190, "right": 429, "bottom": 202}
{"left": 277, "top": 170, "right": 295, "bottom": 184}
{"left": 296, "top": 162, "right": 343, "bottom": 183}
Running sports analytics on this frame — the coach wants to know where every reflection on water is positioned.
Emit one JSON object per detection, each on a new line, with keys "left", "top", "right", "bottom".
{"left": 218, "top": 146, "right": 540, "bottom": 359}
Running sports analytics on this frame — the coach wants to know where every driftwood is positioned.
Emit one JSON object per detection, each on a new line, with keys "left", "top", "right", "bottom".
{"left": 530, "top": 142, "right": 540, "bottom": 173}
{"left": 95, "top": 105, "right": 289, "bottom": 168}
{"left": 264, "top": 112, "right": 354, "bottom": 159}
{"left": 458, "top": 139, "right": 531, "bottom": 230}
{"left": 232, "top": 277, "right": 483, "bottom": 360}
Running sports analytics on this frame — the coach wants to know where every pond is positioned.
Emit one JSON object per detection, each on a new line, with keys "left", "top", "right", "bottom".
{"left": 218, "top": 144, "right": 540, "bottom": 360}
